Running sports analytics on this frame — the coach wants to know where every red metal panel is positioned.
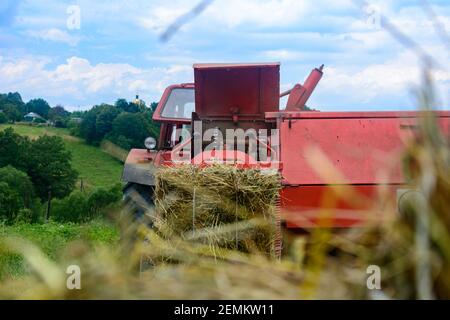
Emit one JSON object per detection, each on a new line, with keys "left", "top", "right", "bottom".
{"left": 280, "top": 185, "right": 397, "bottom": 228}
{"left": 266, "top": 110, "right": 450, "bottom": 120}
{"left": 279, "top": 116, "right": 450, "bottom": 185}
{"left": 194, "top": 62, "right": 280, "bottom": 69}
{"left": 194, "top": 64, "right": 279, "bottom": 120}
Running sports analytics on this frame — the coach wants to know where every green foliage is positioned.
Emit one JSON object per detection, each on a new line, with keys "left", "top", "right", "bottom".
{"left": 0, "top": 113, "right": 7, "bottom": 124}
{"left": 116, "top": 97, "right": 147, "bottom": 113}
{"left": 67, "top": 119, "right": 81, "bottom": 136}
{"left": 0, "top": 93, "right": 25, "bottom": 123}
{"left": 2, "top": 104, "right": 21, "bottom": 122}
{"left": 48, "top": 105, "right": 69, "bottom": 121}
{"left": 32, "top": 117, "right": 47, "bottom": 124}
{"left": 1, "top": 92, "right": 23, "bottom": 105}
{"left": 0, "top": 128, "right": 30, "bottom": 170}
{"left": 0, "top": 124, "right": 123, "bottom": 189}
{"left": 79, "top": 104, "right": 119, "bottom": 145}
{"left": 0, "top": 182, "right": 22, "bottom": 223}
{"left": 15, "top": 209, "right": 34, "bottom": 224}
{"left": 0, "top": 221, "right": 119, "bottom": 279}
{"left": 27, "top": 135, "right": 78, "bottom": 200}
{"left": 78, "top": 99, "right": 159, "bottom": 150}
{"left": 87, "top": 184, "right": 122, "bottom": 217}
{"left": 25, "top": 98, "right": 51, "bottom": 118}
{"left": 51, "top": 191, "right": 89, "bottom": 223}
{"left": 150, "top": 102, "right": 158, "bottom": 112}
{"left": 52, "top": 118, "right": 66, "bottom": 128}
{"left": 0, "top": 166, "right": 40, "bottom": 224}
{"left": 52, "top": 184, "right": 122, "bottom": 223}
{"left": 107, "top": 112, "right": 159, "bottom": 149}
{"left": 48, "top": 106, "right": 70, "bottom": 128}
{"left": 0, "top": 166, "right": 36, "bottom": 208}
{"left": 95, "top": 105, "right": 121, "bottom": 140}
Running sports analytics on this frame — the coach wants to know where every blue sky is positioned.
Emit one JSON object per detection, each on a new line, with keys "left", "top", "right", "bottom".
{"left": 0, "top": 0, "right": 450, "bottom": 111}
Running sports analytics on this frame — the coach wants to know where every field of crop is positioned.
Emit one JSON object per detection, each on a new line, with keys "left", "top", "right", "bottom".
{"left": 0, "top": 124, "right": 123, "bottom": 189}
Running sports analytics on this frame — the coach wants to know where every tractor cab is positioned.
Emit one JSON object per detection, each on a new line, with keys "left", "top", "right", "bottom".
{"left": 152, "top": 63, "right": 283, "bottom": 154}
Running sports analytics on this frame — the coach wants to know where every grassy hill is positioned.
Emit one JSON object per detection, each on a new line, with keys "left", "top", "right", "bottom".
{"left": 0, "top": 124, "right": 123, "bottom": 189}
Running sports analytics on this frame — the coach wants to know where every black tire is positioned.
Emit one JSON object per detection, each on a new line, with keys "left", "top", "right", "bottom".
{"left": 122, "top": 183, "right": 155, "bottom": 227}
{"left": 122, "top": 183, "right": 157, "bottom": 271}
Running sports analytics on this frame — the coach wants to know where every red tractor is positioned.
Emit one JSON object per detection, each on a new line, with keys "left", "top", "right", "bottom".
{"left": 122, "top": 63, "right": 450, "bottom": 229}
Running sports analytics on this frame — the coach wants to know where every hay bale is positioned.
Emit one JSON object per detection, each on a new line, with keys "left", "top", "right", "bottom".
{"left": 154, "top": 164, "right": 281, "bottom": 257}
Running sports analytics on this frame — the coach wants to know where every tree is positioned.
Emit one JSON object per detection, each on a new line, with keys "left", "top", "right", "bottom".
{"left": 49, "top": 105, "right": 69, "bottom": 118}
{"left": 0, "top": 166, "right": 36, "bottom": 209}
{"left": 79, "top": 109, "right": 98, "bottom": 144}
{"left": 27, "top": 135, "right": 78, "bottom": 201}
{"left": 107, "top": 112, "right": 151, "bottom": 149}
{"left": 52, "top": 191, "right": 89, "bottom": 223}
{"left": 0, "top": 128, "right": 30, "bottom": 170}
{"left": 95, "top": 104, "right": 120, "bottom": 140}
{"left": 0, "top": 112, "right": 7, "bottom": 124}
{"left": 6, "top": 92, "right": 23, "bottom": 104}
{"left": 87, "top": 184, "right": 122, "bottom": 217}
{"left": 0, "top": 92, "right": 26, "bottom": 117}
{"left": 2, "top": 103, "right": 22, "bottom": 122}
{"left": 79, "top": 104, "right": 120, "bottom": 145}
{"left": 115, "top": 99, "right": 130, "bottom": 112}
{"left": 150, "top": 102, "right": 158, "bottom": 112}
{"left": 0, "top": 182, "right": 21, "bottom": 223}
{"left": 25, "top": 98, "right": 51, "bottom": 118}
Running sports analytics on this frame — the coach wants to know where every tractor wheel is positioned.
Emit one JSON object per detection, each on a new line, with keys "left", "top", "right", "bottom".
{"left": 122, "top": 183, "right": 156, "bottom": 227}
{"left": 122, "top": 183, "right": 157, "bottom": 271}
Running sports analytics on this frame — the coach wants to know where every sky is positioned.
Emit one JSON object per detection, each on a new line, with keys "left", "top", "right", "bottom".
{"left": 0, "top": 0, "right": 450, "bottom": 111}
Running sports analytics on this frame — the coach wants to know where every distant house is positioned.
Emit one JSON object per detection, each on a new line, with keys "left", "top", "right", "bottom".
{"left": 24, "top": 112, "right": 46, "bottom": 123}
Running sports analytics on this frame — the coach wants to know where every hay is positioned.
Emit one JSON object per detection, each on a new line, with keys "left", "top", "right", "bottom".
{"left": 154, "top": 164, "right": 281, "bottom": 258}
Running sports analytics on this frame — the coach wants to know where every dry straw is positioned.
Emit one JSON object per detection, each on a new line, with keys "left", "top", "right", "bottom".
{"left": 153, "top": 164, "right": 281, "bottom": 258}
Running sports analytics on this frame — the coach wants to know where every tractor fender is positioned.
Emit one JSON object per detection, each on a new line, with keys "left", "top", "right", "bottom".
{"left": 122, "top": 149, "right": 159, "bottom": 187}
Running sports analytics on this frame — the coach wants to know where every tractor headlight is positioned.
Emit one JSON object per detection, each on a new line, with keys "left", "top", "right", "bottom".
{"left": 144, "top": 137, "right": 156, "bottom": 150}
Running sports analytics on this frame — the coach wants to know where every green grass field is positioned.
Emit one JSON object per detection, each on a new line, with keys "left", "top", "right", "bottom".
{"left": 0, "top": 124, "right": 123, "bottom": 189}
{"left": 0, "top": 220, "right": 119, "bottom": 280}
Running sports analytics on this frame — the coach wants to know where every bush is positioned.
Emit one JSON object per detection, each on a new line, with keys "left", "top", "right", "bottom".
{"left": 33, "top": 117, "right": 47, "bottom": 124}
{"left": 53, "top": 117, "right": 67, "bottom": 128}
{"left": 0, "top": 166, "right": 40, "bottom": 223}
{"left": 67, "top": 120, "right": 81, "bottom": 137}
{"left": 0, "top": 166, "right": 36, "bottom": 207}
{"left": 0, "top": 128, "right": 31, "bottom": 171}
{"left": 87, "top": 184, "right": 122, "bottom": 217}
{"left": 106, "top": 112, "right": 158, "bottom": 150}
{"left": 15, "top": 208, "right": 34, "bottom": 224}
{"left": 52, "top": 184, "right": 122, "bottom": 223}
{"left": 0, "top": 112, "right": 7, "bottom": 124}
{"left": 52, "top": 191, "right": 89, "bottom": 223}
{"left": 0, "top": 182, "right": 22, "bottom": 223}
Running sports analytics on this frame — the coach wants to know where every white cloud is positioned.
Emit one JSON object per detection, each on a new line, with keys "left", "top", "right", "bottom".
{"left": 138, "top": 0, "right": 309, "bottom": 34}
{"left": 316, "top": 49, "right": 450, "bottom": 107}
{"left": 138, "top": 6, "right": 188, "bottom": 33}
{"left": 204, "top": 0, "right": 308, "bottom": 28}
{"left": 262, "top": 49, "right": 305, "bottom": 61}
{"left": 27, "top": 28, "right": 81, "bottom": 46}
{"left": 0, "top": 55, "right": 193, "bottom": 110}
